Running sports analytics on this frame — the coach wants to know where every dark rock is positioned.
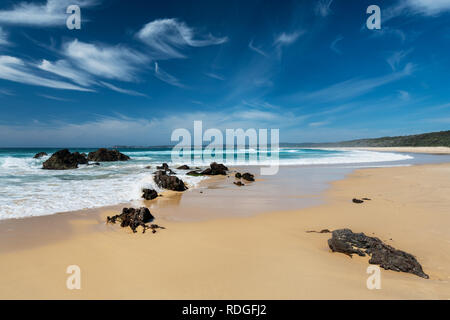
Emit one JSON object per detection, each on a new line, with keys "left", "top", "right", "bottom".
{"left": 201, "top": 162, "right": 228, "bottom": 175}
{"left": 157, "top": 163, "right": 169, "bottom": 170}
{"left": 154, "top": 170, "right": 187, "bottom": 192}
{"left": 234, "top": 181, "right": 245, "bottom": 187}
{"left": 306, "top": 229, "right": 331, "bottom": 234}
{"left": 42, "top": 149, "right": 88, "bottom": 170}
{"left": 142, "top": 188, "right": 158, "bottom": 200}
{"left": 177, "top": 165, "right": 190, "bottom": 170}
{"left": 145, "top": 165, "right": 152, "bottom": 169}
{"left": 87, "top": 162, "right": 100, "bottom": 166}
{"left": 352, "top": 198, "right": 364, "bottom": 204}
{"left": 235, "top": 172, "right": 242, "bottom": 179}
{"left": 107, "top": 207, "right": 158, "bottom": 233}
{"left": 328, "top": 229, "right": 429, "bottom": 279}
{"left": 242, "top": 173, "right": 255, "bottom": 182}
{"left": 156, "top": 163, "right": 175, "bottom": 174}
{"left": 362, "top": 198, "right": 372, "bottom": 201}
{"left": 87, "top": 148, "right": 130, "bottom": 162}
{"left": 33, "top": 152, "right": 48, "bottom": 159}
{"left": 187, "top": 170, "right": 203, "bottom": 177}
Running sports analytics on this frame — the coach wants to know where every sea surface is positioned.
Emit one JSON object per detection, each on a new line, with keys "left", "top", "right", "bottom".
{"left": 0, "top": 147, "right": 421, "bottom": 220}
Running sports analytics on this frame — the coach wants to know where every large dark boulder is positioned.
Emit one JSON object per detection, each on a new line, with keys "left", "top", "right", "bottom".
{"left": 201, "top": 162, "right": 228, "bottom": 175}
{"left": 154, "top": 170, "right": 187, "bottom": 191}
{"left": 42, "top": 149, "right": 88, "bottom": 170}
{"left": 33, "top": 152, "right": 47, "bottom": 159}
{"left": 328, "top": 229, "right": 429, "bottom": 279}
{"left": 142, "top": 188, "right": 158, "bottom": 200}
{"left": 87, "top": 148, "right": 130, "bottom": 162}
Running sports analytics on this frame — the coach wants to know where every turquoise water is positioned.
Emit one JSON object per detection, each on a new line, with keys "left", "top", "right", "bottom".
{"left": 0, "top": 147, "right": 412, "bottom": 220}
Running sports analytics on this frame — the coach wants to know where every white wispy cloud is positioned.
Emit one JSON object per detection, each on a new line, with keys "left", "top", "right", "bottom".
{"left": 289, "top": 63, "right": 415, "bottom": 104}
{"left": 137, "top": 18, "right": 228, "bottom": 59}
{"left": 330, "top": 35, "right": 343, "bottom": 54}
{"left": 37, "top": 94, "right": 73, "bottom": 101}
{"left": 386, "top": 49, "right": 413, "bottom": 71}
{"left": 397, "top": 90, "right": 411, "bottom": 101}
{"left": 0, "top": 55, "right": 93, "bottom": 91}
{"left": 204, "top": 72, "right": 225, "bottom": 81}
{"left": 314, "top": 0, "right": 334, "bottom": 17}
{"left": 154, "top": 62, "right": 184, "bottom": 88}
{"left": 63, "top": 39, "right": 149, "bottom": 81}
{"left": 38, "top": 59, "right": 95, "bottom": 86}
{"left": 0, "top": 0, "right": 100, "bottom": 27}
{"left": 99, "top": 81, "right": 148, "bottom": 97}
{"left": 273, "top": 31, "right": 302, "bottom": 47}
{"left": 248, "top": 40, "right": 268, "bottom": 57}
{"left": 0, "top": 27, "right": 9, "bottom": 46}
{"left": 384, "top": 0, "right": 450, "bottom": 22}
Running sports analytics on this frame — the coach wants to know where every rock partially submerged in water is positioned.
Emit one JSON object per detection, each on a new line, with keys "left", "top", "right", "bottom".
{"left": 142, "top": 188, "right": 158, "bottom": 200}
{"left": 87, "top": 148, "right": 130, "bottom": 162}
{"left": 187, "top": 170, "right": 203, "bottom": 177}
{"left": 154, "top": 170, "right": 187, "bottom": 191}
{"left": 107, "top": 207, "right": 164, "bottom": 233}
{"left": 234, "top": 181, "right": 245, "bottom": 187}
{"left": 177, "top": 165, "right": 190, "bottom": 170}
{"left": 201, "top": 162, "right": 228, "bottom": 175}
{"left": 328, "top": 229, "right": 429, "bottom": 279}
{"left": 42, "top": 149, "right": 88, "bottom": 170}
{"left": 33, "top": 152, "right": 48, "bottom": 159}
{"left": 157, "top": 163, "right": 174, "bottom": 174}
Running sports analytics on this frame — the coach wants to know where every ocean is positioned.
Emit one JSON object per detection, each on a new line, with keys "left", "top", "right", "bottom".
{"left": 0, "top": 147, "right": 413, "bottom": 220}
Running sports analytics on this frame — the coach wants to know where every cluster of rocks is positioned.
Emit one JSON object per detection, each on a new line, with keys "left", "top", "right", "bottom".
{"left": 106, "top": 207, "right": 165, "bottom": 234}
{"left": 41, "top": 148, "right": 130, "bottom": 170}
{"left": 327, "top": 228, "right": 429, "bottom": 279}
{"left": 185, "top": 162, "right": 229, "bottom": 177}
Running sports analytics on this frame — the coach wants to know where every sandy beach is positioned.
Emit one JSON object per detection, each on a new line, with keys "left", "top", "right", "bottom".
{"left": 1, "top": 162, "right": 450, "bottom": 299}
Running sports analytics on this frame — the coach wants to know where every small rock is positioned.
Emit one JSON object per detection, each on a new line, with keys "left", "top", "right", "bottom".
{"left": 235, "top": 172, "right": 242, "bottom": 179}
{"left": 33, "top": 152, "right": 47, "bottom": 159}
{"left": 352, "top": 198, "right": 364, "bottom": 204}
{"left": 234, "top": 181, "right": 245, "bottom": 187}
{"left": 142, "top": 188, "right": 158, "bottom": 200}
{"left": 242, "top": 173, "right": 255, "bottom": 182}
{"left": 177, "top": 165, "right": 190, "bottom": 170}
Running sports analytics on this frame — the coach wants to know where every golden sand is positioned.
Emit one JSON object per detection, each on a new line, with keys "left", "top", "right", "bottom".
{"left": 0, "top": 163, "right": 449, "bottom": 299}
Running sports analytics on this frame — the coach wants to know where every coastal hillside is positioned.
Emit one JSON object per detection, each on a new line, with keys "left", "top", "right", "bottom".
{"left": 286, "top": 130, "right": 450, "bottom": 148}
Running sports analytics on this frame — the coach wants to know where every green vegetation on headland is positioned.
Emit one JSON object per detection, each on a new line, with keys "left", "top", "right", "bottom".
{"left": 284, "top": 130, "right": 450, "bottom": 148}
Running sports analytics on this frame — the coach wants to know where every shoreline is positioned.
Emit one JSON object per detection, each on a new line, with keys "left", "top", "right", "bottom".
{"left": 1, "top": 162, "right": 450, "bottom": 299}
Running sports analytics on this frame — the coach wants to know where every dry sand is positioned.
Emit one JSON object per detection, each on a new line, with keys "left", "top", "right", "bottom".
{"left": 0, "top": 163, "right": 450, "bottom": 299}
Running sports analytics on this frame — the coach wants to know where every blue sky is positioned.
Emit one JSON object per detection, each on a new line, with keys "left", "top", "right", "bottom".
{"left": 0, "top": 0, "right": 450, "bottom": 147}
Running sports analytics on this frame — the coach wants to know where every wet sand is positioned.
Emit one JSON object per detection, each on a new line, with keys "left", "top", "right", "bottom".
{"left": 0, "top": 163, "right": 449, "bottom": 299}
